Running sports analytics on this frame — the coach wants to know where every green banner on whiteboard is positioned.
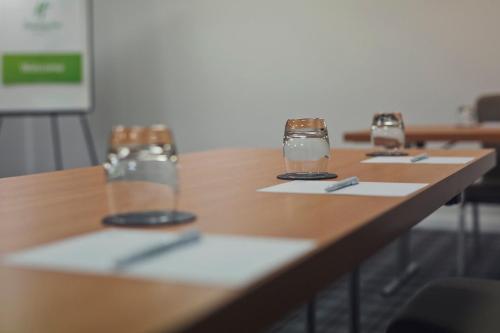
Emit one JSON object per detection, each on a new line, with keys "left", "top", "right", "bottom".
{"left": 2, "top": 53, "right": 82, "bottom": 85}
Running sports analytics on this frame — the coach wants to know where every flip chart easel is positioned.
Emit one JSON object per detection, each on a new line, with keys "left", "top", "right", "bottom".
{"left": 0, "top": 0, "right": 98, "bottom": 169}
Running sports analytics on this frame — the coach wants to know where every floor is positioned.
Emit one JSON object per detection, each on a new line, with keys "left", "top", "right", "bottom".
{"left": 266, "top": 227, "right": 500, "bottom": 333}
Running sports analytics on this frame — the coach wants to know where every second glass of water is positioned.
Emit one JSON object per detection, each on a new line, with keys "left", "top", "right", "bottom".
{"left": 283, "top": 118, "right": 331, "bottom": 175}
{"left": 371, "top": 113, "right": 406, "bottom": 153}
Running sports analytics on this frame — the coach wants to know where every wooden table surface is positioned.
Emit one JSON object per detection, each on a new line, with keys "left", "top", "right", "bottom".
{"left": 344, "top": 125, "right": 500, "bottom": 143}
{"left": 0, "top": 148, "right": 495, "bottom": 333}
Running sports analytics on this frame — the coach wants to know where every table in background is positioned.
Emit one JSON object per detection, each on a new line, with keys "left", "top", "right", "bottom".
{"left": 0, "top": 148, "right": 495, "bottom": 333}
{"left": 344, "top": 125, "right": 500, "bottom": 146}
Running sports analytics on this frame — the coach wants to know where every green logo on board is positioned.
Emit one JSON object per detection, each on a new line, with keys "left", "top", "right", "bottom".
{"left": 34, "top": 1, "right": 50, "bottom": 18}
{"left": 24, "top": 0, "right": 62, "bottom": 32}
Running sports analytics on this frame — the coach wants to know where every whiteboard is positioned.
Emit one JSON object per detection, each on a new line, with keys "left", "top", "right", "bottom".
{"left": 0, "top": 0, "right": 92, "bottom": 113}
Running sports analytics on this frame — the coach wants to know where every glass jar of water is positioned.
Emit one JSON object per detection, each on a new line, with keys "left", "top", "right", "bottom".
{"left": 457, "top": 105, "right": 476, "bottom": 127}
{"left": 283, "top": 118, "right": 331, "bottom": 175}
{"left": 371, "top": 113, "right": 405, "bottom": 152}
{"left": 102, "top": 125, "right": 180, "bottom": 226}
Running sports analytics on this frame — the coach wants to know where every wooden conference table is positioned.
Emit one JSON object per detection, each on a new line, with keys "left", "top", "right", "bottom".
{"left": 0, "top": 148, "right": 495, "bottom": 333}
{"left": 344, "top": 125, "right": 500, "bottom": 145}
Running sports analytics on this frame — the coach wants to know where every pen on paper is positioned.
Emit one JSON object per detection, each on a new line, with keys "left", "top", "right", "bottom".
{"left": 114, "top": 229, "right": 201, "bottom": 271}
{"left": 325, "top": 176, "right": 359, "bottom": 193}
{"left": 410, "top": 153, "right": 428, "bottom": 163}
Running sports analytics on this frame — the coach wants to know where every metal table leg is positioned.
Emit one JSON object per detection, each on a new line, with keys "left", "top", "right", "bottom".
{"left": 349, "top": 267, "right": 360, "bottom": 333}
{"left": 382, "top": 232, "right": 419, "bottom": 296}
{"left": 472, "top": 203, "right": 481, "bottom": 257}
{"left": 457, "top": 192, "right": 466, "bottom": 276}
{"left": 306, "top": 298, "right": 316, "bottom": 333}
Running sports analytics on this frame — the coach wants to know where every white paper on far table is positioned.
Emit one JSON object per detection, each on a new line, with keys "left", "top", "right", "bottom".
{"left": 481, "top": 122, "right": 500, "bottom": 128}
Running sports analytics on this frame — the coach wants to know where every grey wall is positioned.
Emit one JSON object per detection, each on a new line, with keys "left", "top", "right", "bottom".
{"left": 88, "top": 0, "right": 500, "bottom": 154}
{"left": 2, "top": 0, "right": 500, "bottom": 177}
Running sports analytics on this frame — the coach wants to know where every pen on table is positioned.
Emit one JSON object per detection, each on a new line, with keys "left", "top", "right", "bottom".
{"left": 410, "top": 153, "right": 429, "bottom": 163}
{"left": 325, "top": 176, "right": 359, "bottom": 193}
{"left": 114, "top": 229, "right": 201, "bottom": 271}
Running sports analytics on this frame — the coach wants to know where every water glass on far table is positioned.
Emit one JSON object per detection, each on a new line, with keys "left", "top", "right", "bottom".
{"left": 457, "top": 105, "right": 476, "bottom": 127}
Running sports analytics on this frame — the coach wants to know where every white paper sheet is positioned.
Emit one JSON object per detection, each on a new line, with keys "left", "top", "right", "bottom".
{"left": 481, "top": 122, "right": 500, "bottom": 128}
{"left": 361, "top": 156, "right": 474, "bottom": 164}
{"left": 258, "top": 181, "right": 428, "bottom": 197}
{"left": 4, "top": 230, "right": 314, "bottom": 287}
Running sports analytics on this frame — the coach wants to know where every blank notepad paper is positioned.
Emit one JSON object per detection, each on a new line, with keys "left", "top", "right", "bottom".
{"left": 258, "top": 181, "right": 428, "bottom": 197}
{"left": 362, "top": 156, "right": 474, "bottom": 164}
{"left": 4, "top": 230, "right": 314, "bottom": 287}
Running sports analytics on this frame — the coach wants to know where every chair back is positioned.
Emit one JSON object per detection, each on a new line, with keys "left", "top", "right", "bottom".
{"left": 477, "top": 94, "right": 500, "bottom": 122}
{"left": 476, "top": 94, "right": 500, "bottom": 180}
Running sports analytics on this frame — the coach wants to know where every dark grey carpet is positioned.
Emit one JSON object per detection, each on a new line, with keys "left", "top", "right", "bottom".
{"left": 265, "top": 229, "right": 500, "bottom": 333}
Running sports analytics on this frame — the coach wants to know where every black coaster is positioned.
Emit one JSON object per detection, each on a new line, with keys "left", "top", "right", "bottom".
{"left": 277, "top": 172, "right": 338, "bottom": 180}
{"left": 366, "top": 151, "right": 409, "bottom": 157}
{"left": 102, "top": 211, "right": 196, "bottom": 227}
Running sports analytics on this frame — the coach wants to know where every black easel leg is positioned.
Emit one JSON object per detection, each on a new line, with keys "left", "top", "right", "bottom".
{"left": 50, "top": 114, "right": 63, "bottom": 170}
{"left": 382, "top": 232, "right": 419, "bottom": 295}
{"left": 79, "top": 114, "right": 99, "bottom": 165}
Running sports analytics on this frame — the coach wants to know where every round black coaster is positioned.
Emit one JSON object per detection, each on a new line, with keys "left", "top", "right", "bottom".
{"left": 102, "top": 211, "right": 196, "bottom": 227}
{"left": 277, "top": 172, "right": 338, "bottom": 180}
{"left": 366, "top": 151, "right": 409, "bottom": 157}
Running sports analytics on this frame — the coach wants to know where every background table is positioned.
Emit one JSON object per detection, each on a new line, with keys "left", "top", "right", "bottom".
{"left": 345, "top": 125, "right": 500, "bottom": 287}
{"left": 344, "top": 125, "right": 500, "bottom": 145}
{"left": 0, "top": 148, "right": 495, "bottom": 333}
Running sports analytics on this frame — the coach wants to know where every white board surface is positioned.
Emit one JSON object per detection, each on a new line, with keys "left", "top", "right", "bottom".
{"left": 0, "top": 0, "right": 92, "bottom": 113}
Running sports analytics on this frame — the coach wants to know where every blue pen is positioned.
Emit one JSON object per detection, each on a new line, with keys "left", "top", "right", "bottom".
{"left": 325, "top": 176, "right": 359, "bottom": 193}
{"left": 114, "top": 230, "right": 201, "bottom": 270}
{"left": 410, "top": 153, "right": 429, "bottom": 163}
